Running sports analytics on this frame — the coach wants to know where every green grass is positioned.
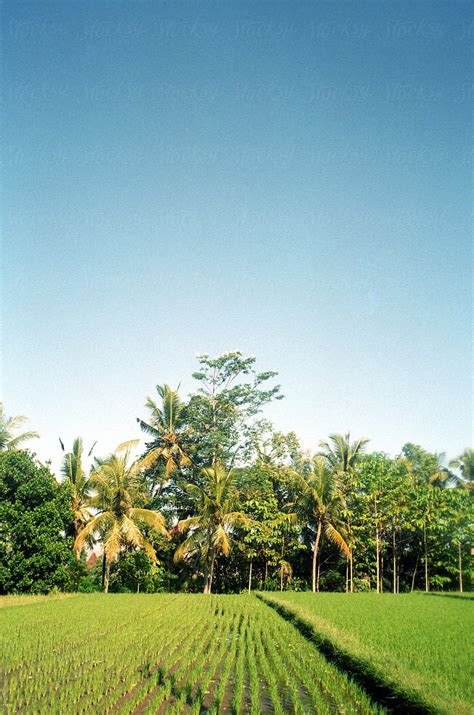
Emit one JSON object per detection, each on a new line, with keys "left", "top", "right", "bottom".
{"left": 1, "top": 593, "right": 380, "bottom": 714}
{"left": 261, "top": 592, "right": 474, "bottom": 715}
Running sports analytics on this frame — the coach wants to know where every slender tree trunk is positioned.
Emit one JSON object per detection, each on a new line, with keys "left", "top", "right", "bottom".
{"left": 423, "top": 524, "right": 429, "bottom": 592}
{"left": 458, "top": 542, "right": 463, "bottom": 593}
{"left": 345, "top": 558, "right": 349, "bottom": 593}
{"left": 411, "top": 553, "right": 419, "bottom": 592}
{"left": 392, "top": 530, "right": 397, "bottom": 594}
{"left": 208, "top": 551, "right": 215, "bottom": 594}
{"left": 104, "top": 557, "right": 111, "bottom": 594}
{"left": 264, "top": 560, "right": 268, "bottom": 590}
{"left": 137, "top": 582, "right": 140, "bottom": 594}
{"left": 380, "top": 555, "right": 384, "bottom": 593}
{"left": 375, "top": 521, "right": 380, "bottom": 593}
{"left": 350, "top": 553, "right": 354, "bottom": 593}
{"left": 280, "top": 539, "right": 285, "bottom": 592}
{"left": 101, "top": 553, "right": 106, "bottom": 591}
{"left": 316, "top": 562, "right": 321, "bottom": 592}
{"left": 312, "top": 520, "right": 322, "bottom": 593}
{"left": 248, "top": 559, "right": 253, "bottom": 594}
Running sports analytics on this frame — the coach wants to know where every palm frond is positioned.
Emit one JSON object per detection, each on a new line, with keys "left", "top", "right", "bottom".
{"left": 324, "top": 521, "right": 350, "bottom": 558}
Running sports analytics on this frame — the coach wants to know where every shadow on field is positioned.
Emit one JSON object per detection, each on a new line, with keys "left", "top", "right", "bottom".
{"left": 257, "top": 594, "right": 438, "bottom": 715}
{"left": 422, "top": 592, "right": 474, "bottom": 602}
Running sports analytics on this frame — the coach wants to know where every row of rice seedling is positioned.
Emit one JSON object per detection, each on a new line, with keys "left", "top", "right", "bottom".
{"left": 261, "top": 592, "right": 474, "bottom": 715}
{"left": 1, "top": 593, "right": 381, "bottom": 713}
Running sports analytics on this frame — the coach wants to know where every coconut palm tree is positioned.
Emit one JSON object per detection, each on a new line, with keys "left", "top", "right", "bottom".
{"left": 74, "top": 441, "right": 168, "bottom": 592}
{"left": 318, "top": 432, "right": 368, "bottom": 591}
{"left": 427, "top": 452, "right": 458, "bottom": 488}
{"left": 0, "top": 403, "right": 39, "bottom": 450}
{"left": 298, "top": 456, "right": 350, "bottom": 592}
{"left": 59, "top": 437, "right": 96, "bottom": 539}
{"left": 174, "top": 463, "right": 251, "bottom": 593}
{"left": 136, "top": 385, "right": 191, "bottom": 496}
{"left": 449, "top": 449, "right": 474, "bottom": 491}
{"left": 318, "top": 432, "right": 369, "bottom": 474}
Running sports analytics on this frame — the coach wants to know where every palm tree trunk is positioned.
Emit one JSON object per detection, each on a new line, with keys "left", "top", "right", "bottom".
{"left": 316, "top": 562, "right": 321, "bottom": 592}
{"left": 209, "top": 552, "right": 215, "bottom": 593}
{"left": 345, "top": 558, "right": 349, "bottom": 593}
{"left": 101, "top": 553, "right": 106, "bottom": 591}
{"left": 248, "top": 559, "right": 253, "bottom": 594}
{"left": 458, "top": 542, "right": 463, "bottom": 593}
{"left": 349, "top": 553, "right": 354, "bottom": 593}
{"left": 104, "top": 557, "right": 111, "bottom": 594}
{"left": 312, "top": 520, "right": 322, "bottom": 593}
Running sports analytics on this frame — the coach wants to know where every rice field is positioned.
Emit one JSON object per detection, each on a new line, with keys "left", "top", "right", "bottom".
{"left": 1, "top": 593, "right": 380, "bottom": 714}
{"left": 261, "top": 592, "right": 474, "bottom": 715}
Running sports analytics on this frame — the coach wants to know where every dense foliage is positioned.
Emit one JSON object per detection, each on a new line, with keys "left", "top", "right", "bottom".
{"left": 0, "top": 451, "right": 78, "bottom": 594}
{"left": 0, "top": 351, "right": 472, "bottom": 595}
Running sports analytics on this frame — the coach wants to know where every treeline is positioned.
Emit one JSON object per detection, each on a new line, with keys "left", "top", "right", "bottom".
{"left": 0, "top": 352, "right": 472, "bottom": 595}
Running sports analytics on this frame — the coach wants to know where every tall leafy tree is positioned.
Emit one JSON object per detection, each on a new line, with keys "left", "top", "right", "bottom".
{"left": 186, "top": 352, "right": 282, "bottom": 468}
{"left": 174, "top": 463, "right": 251, "bottom": 593}
{"left": 0, "top": 450, "right": 75, "bottom": 593}
{"left": 0, "top": 403, "right": 39, "bottom": 451}
{"left": 74, "top": 442, "right": 168, "bottom": 592}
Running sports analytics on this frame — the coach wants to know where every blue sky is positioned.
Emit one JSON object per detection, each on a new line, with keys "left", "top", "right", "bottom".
{"left": 2, "top": 0, "right": 472, "bottom": 472}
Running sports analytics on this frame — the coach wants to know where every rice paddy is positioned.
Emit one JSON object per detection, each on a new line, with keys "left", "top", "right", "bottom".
{"left": 1, "top": 593, "right": 380, "bottom": 714}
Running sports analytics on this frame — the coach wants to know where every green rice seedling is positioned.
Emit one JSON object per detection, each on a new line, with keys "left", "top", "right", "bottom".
{"left": 263, "top": 591, "right": 473, "bottom": 714}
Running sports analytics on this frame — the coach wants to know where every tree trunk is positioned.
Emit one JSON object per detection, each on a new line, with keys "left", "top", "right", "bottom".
{"left": 248, "top": 559, "right": 253, "bottom": 594}
{"left": 209, "top": 551, "right": 215, "bottom": 594}
{"left": 264, "top": 560, "right": 268, "bottom": 590}
{"left": 137, "top": 582, "right": 140, "bottom": 594}
{"left": 101, "top": 553, "right": 106, "bottom": 591}
{"left": 316, "top": 561, "right": 321, "bottom": 592}
{"left": 458, "top": 542, "right": 463, "bottom": 593}
{"left": 349, "top": 554, "right": 354, "bottom": 593}
{"left": 423, "top": 524, "right": 429, "bottom": 592}
{"left": 280, "top": 539, "right": 285, "bottom": 591}
{"left": 411, "top": 553, "right": 419, "bottom": 592}
{"left": 104, "top": 557, "right": 111, "bottom": 594}
{"left": 380, "top": 555, "right": 384, "bottom": 593}
{"left": 312, "top": 520, "right": 322, "bottom": 593}
{"left": 375, "top": 521, "right": 380, "bottom": 593}
{"left": 345, "top": 558, "right": 349, "bottom": 593}
{"left": 392, "top": 530, "right": 397, "bottom": 594}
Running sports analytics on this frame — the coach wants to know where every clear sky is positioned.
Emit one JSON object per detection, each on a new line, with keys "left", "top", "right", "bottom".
{"left": 2, "top": 0, "right": 472, "bottom": 473}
